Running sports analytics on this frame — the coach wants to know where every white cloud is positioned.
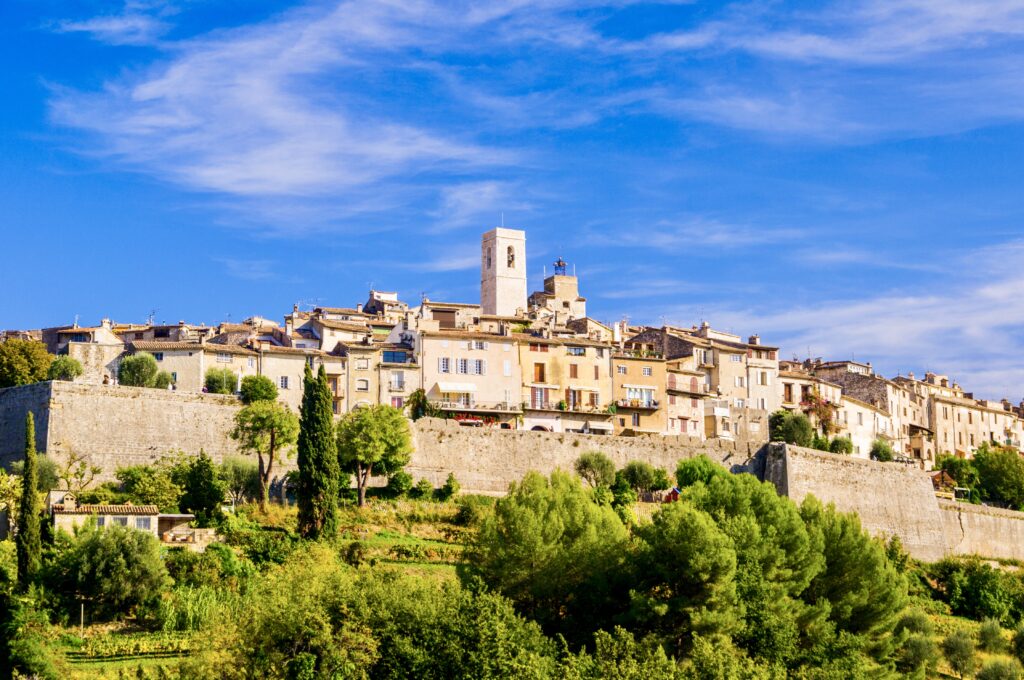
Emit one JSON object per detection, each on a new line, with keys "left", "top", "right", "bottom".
{"left": 216, "top": 258, "right": 275, "bottom": 281}
{"left": 704, "top": 241, "right": 1024, "bottom": 399}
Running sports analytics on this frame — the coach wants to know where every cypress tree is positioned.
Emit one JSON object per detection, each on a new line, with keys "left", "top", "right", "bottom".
{"left": 296, "top": 364, "right": 339, "bottom": 539}
{"left": 16, "top": 412, "right": 41, "bottom": 586}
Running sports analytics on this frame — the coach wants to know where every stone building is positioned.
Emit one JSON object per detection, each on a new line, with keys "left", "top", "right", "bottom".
{"left": 528, "top": 257, "right": 587, "bottom": 325}
{"left": 611, "top": 352, "right": 666, "bottom": 435}
{"left": 480, "top": 227, "right": 527, "bottom": 318}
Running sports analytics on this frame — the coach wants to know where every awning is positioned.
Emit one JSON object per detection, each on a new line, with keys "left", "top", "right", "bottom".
{"left": 587, "top": 421, "right": 614, "bottom": 431}
{"left": 568, "top": 385, "right": 600, "bottom": 392}
{"left": 437, "top": 382, "right": 477, "bottom": 393}
{"left": 622, "top": 384, "right": 656, "bottom": 390}
{"left": 527, "top": 383, "right": 560, "bottom": 390}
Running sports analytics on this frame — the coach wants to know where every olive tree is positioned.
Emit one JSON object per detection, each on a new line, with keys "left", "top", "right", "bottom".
{"left": 336, "top": 405, "right": 412, "bottom": 507}
{"left": 231, "top": 401, "right": 300, "bottom": 510}
{"left": 118, "top": 352, "right": 159, "bottom": 387}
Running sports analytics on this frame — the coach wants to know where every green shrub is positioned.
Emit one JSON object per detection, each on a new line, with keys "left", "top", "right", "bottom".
{"left": 118, "top": 352, "right": 159, "bottom": 387}
{"left": 828, "top": 436, "right": 854, "bottom": 454}
{"left": 205, "top": 368, "right": 236, "bottom": 394}
{"left": 897, "top": 635, "right": 940, "bottom": 675}
{"left": 239, "top": 375, "right": 278, "bottom": 404}
{"left": 980, "top": 617, "right": 1007, "bottom": 652}
{"left": 894, "top": 609, "right": 933, "bottom": 636}
{"left": 153, "top": 370, "right": 173, "bottom": 389}
{"left": 574, "top": 451, "right": 615, "bottom": 488}
{"left": 412, "top": 478, "right": 433, "bottom": 500}
{"left": 454, "top": 495, "right": 495, "bottom": 527}
{"left": 768, "top": 410, "right": 814, "bottom": 447}
{"left": 931, "top": 557, "right": 1013, "bottom": 623}
{"left": 978, "top": 659, "right": 1024, "bottom": 680}
{"left": 386, "top": 471, "right": 413, "bottom": 497}
{"left": 1013, "top": 623, "right": 1024, "bottom": 663}
{"left": 942, "top": 629, "right": 977, "bottom": 680}
{"left": 870, "top": 438, "right": 895, "bottom": 462}
{"left": 47, "top": 355, "right": 83, "bottom": 381}
{"left": 438, "top": 472, "right": 460, "bottom": 501}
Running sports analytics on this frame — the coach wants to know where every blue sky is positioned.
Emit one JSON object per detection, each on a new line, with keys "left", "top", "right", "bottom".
{"left": 2, "top": 0, "right": 1024, "bottom": 398}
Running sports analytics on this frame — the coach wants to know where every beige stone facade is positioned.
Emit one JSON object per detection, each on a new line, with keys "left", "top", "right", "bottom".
{"left": 480, "top": 228, "right": 527, "bottom": 318}
{"left": 611, "top": 354, "right": 666, "bottom": 435}
{"left": 517, "top": 334, "right": 613, "bottom": 434}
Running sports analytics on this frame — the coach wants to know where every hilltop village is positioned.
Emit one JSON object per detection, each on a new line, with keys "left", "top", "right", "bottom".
{"left": 5, "top": 227, "right": 1022, "bottom": 471}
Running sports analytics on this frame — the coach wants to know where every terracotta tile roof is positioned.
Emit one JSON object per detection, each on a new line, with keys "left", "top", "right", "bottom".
{"left": 53, "top": 504, "right": 160, "bottom": 515}
{"left": 204, "top": 344, "right": 258, "bottom": 356}
{"left": 131, "top": 341, "right": 199, "bottom": 352}
{"left": 511, "top": 333, "right": 612, "bottom": 349}
{"left": 314, "top": 319, "right": 372, "bottom": 332}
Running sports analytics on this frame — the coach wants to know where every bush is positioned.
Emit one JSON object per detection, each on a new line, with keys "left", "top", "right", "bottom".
{"left": 942, "top": 629, "right": 977, "bottom": 680}
{"left": 870, "top": 438, "right": 895, "bottom": 462}
{"left": 386, "top": 471, "right": 413, "bottom": 498}
{"left": 1013, "top": 623, "right": 1024, "bottom": 663}
{"left": 118, "top": 352, "right": 159, "bottom": 387}
{"left": 980, "top": 617, "right": 1007, "bottom": 652}
{"left": 768, "top": 410, "right": 814, "bottom": 447}
{"left": 574, "top": 451, "right": 615, "bottom": 489}
{"left": 47, "top": 355, "right": 83, "bottom": 381}
{"left": 978, "top": 659, "right": 1024, "bottom": 680}
{"left": 894, "top": 609, "right": 934, "bottom": 636}
{"left": 438, "top": 473, "right": 460, "bottom": 501}
{"left": 412, "top": 478, "right": 433, "bottom": 500}
{"left": 179, "top": 451, "right": 227, "bottom": 527}
{"left": 454, "top": 495, "right": 495, "bottom": 527}
{"left": 828, "top": 436, "right": 854, "bottom": 454}
{"left": 239, "top": 375, "right": 278, "bottom": 404}
{"left": 153, "top": 370, "right": 174, "bottom": 389}
{"left": 619, "top": 461, "right": 659, "bottom": 494}
{"left": 0, "top": 339, "right": 53, "bottom": 388}
{"left": 46, "top": 524, "right": 170, "bottom": 621}
{"left": 811, "top": 433, "right": 829, "bottom": 451}
{"left": 676, "top": 455, "right": 727, "bottom": 488}
{"left": 205, "top": 368, "right": 236, "bottom": 394}
{"left": 931, "top": 557, "right": 1013, "bottom": 623}
{"left": 898, "top": 635, "right": 940, "bottom": 675}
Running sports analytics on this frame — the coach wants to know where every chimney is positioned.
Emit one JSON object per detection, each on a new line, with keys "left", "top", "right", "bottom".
{"left": 100, "top": 318, "right": 112, "bottom": 329}
{"left": 748, "top": 334, "right": 760, "bottom": 345}
{"left": 356, "top": 303, "right": 363, "bottom": 313}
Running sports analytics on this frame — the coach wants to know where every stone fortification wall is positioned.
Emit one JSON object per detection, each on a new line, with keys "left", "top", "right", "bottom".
{"left": 940, "top": 500, "right": 1024, "bottom": 562}
{"left": 0, "top": 382, "right": 52, "bottom": 463}
{"left": 763, "top": 444, "right": 948, "bottom": 562}
{"left": 407, "top": 417, "right": 762, "bottom": 494}
{"left": 0, "top": 381, "right": 241, "bottom": 479}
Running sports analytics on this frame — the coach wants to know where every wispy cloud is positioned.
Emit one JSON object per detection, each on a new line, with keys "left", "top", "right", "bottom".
{"left": 703, "top": 241, "right": 1024, "bottom": 399}
{"left": 55, "top": 1, "right": 172, "bottom": 46}
{"left": 216, "top": 257, "right": 275, "bottom": 281}
{"left": 605, "top": 215, "right": 802, "bottom": 250}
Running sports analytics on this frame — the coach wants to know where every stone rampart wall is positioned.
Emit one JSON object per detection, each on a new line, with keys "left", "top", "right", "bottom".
{"left": 939, "top": 500, "right": 1024, "bottom": 562}
{"left": 407, "top": 417, "right": 762, "bottom": 494}
{"left": 763, "top": 444, "right": 949, "bottom": 562}
{"left": 0, "top": 382, "right": 51, "bottom": 463}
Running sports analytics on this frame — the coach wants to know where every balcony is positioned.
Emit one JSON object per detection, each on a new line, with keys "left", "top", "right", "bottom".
{"left": 430, "top": 400, "right": 521, "bottom": 414}
{"left": 389, "top": 382, "right": 406, "bottom": 393}
{"left": 526, "top": 402, "right": 607, "bottom": 413}
{"left": 616, "top": 398, "right": 659, "bottom": 411}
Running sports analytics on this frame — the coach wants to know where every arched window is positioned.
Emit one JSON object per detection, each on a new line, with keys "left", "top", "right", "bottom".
{"left": 690, "top": 377, "right": 699, "bottom": 391}
{"left": 507, "top": 246, "right": 515, "bottom": 268}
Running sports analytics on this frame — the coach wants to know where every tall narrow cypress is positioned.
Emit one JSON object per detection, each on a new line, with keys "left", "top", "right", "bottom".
{"left": 296, "top": 364, "right": 340, "bottom": 539}
{"left": 16, "top": 412, "right": 41, "bottom": 586}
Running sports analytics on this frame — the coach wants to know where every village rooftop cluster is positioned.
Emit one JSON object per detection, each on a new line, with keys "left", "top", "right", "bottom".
{"left": 6, "top": 227, "right": 1023, "bottom": 470}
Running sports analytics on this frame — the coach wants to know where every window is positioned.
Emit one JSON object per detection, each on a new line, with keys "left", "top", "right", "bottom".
{"left": 735, "top": 398, "right": 745, "bottom": 408}
{"left": 135, "top": 517, "right": 151, "bottom": 530}
{"left": 473, "top": 359, "right": 486, "bottom": 375}
{"left": 280, "top": 376, "right": 289, "bottom": 389}
{"left": 631, "top": 413, "right": 640, "bottom": 427}
{"left": 503, "top": 359, "right": 512, "bottom": 377}
{"left": 154, "top": 328, "right": 170, "bottom": 339}
{"left": 669, "top": 394, "right": 677, "bottom": 405}
{"left": 642, "top": 367, "right": 652, "bottom": 377}
{"left": 594, "top": 365, "right": 599, "bottom": 380}
{"left": 391, "top": 397, "right": 404, "bottom": 408}
{"left": 757, "top": 398, "right": 767, "bottom": 409}
{"left": 507, "top": 245, "right": 516, "bottom": 268}
{"left": 531, "top": 386, "right": 547, "bottom": 409}
{"left": 96, "top": 516, "right": 105, "bottom": 527}
{"left": 356, "top": 379, "right": 369, "bottom": 392}
{"left": 153, "top": 352, "right": 164, "bottom": 361}
{"left": 113, "top": 516, "right": 128, "bottom": 526}
{"left": 735, "top": 376, "right": 745, "bottom": 388}
{"left": 569, "top": 364, "right": 578, "bottom": 379}
{"left": 383, "top": 351, "right": 407, "bottom": 363}
{"left": 247, "top": 357, "right": 255, "bottom": 368}
{"left": 617, "top": 365, "right": 627, "bottom": 375}
{"left": 567, "top": 346, "right": 585, "bottom": 356}
{"left": 390, "top": 371, "right": 405, "bottom": 390}
{"left": 759, "top": 371, "right": 769, "bottom": 386}
{"left": 730, "top": 354, "right": 742, "bottom": 363}
{"left": 473, "top": 341, "right": 488, "bottom": 350}
{"left": 457, "top": 358, "right": 469, "bottom": 374}
{"left": 534, "top": 363, "right": 546, "bottom": 383}
{"left": 529, "top": 343, "right": 548, "bottom": 353}
{"left": 356, "top": 358, "right": 369, "bottom": 370}
{"left": 170, "top": 372, "right": 177, "bottom": 383}
{"left": 857, "top": 412, "right": 864, "bottom": 426}
{"left": 596, "top": 348, "right": 605, "bottom": 358}
{"left": 589, "top": 392, "right": 599, "bottom": 407}
{"left": 784, "top": 383, "right": 793, "bottom": 403}
{"left": 619, "top": 418, "right": 625, "bottom": 427}
{"left": 217, "top": 352, "right": 231, "bottom": 363}
{"left": 691, "top": 398, "right": 698, "bottom": 407}
{"left": 486, "top": 248, "right": 492, "bottom": 269}
{"left": 439, "top": 357, "right": 451, "bottom": 373}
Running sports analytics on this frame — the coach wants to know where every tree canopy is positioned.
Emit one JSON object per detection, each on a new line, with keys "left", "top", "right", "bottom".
{"left": 336, "top": 404, "right": 412, "bottom": 507}
{"left": 0, "top": 339, "right": 53, "bottom": 388}
{"left": 231, "top": 400, "right": 299, "bottom": 510}
{"left": 239, "top": 374, "right": 278, "bottom": 404}
{"left": 768, "top": 410, "right": 814, "bottom": 447}
{"left": 46, "top": 355, "right": 83, "bottom": 382}
{"left": 574, "top": 451, "right": 616, "bottom": 489}
{"left": 118, "top": 352, "right": 159, "bottom": 387}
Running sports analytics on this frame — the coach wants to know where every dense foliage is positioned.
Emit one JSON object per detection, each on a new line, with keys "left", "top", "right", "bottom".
{"left": 768, "top": 409, "right": 815, "bottom": 447}
{"left": 232, "top": 401, "right": 299, "bottom": 510}
{"left": 239, "top": 374, "right": 279, "bottom": 404}
{"left": 204, "top": 367, "right": 237, "bottom": 394}
{"left": 0, "top": 338, "right": 53, "bottom": 388}
{"left": 46, "top": 355, "right": 83, "bottom": 381}
{"left": 119, "top": 352, "right": 160, "bottom": 387}
{"left": 337, "top": 405, "right": 413, "bottom": 506}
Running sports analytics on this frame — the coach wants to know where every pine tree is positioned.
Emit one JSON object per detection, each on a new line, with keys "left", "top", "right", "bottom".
{"left": 16, "top": 412, "right": 41, "bottom": 586}
{"left": 296, "top": 364, "right": 339, "bottom": 539}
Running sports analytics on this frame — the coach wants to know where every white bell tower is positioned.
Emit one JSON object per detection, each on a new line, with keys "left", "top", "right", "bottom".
{"left": 481, "top": 227, "right": 526, "bottom": 317}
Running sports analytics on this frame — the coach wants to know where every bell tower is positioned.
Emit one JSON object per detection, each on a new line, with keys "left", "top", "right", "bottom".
{"left": 481, "top": 227, "right": 527, "bottom": 317}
